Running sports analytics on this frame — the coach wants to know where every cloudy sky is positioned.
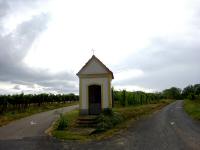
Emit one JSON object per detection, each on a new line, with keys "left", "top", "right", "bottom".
{"left": 0, "top": 0, "right": 199, "bottom": 94}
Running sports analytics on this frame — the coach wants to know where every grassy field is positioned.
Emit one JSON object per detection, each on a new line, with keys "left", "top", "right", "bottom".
{"left": 0, "top": 102, "right": 78, "bottom": 127}
{"left": 52, "top": 99, "right": 173, "bottom": 141}
{"left": 184, "top": 100, "right": 200, "bottom": 120}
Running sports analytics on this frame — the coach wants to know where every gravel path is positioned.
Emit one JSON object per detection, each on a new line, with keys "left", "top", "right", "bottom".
{"left": 0, "top": 100, "right": 200, "bottom": 150}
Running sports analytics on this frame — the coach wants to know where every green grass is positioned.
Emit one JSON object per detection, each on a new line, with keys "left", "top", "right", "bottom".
{"left": 0, "top": 102, "right": 78, "bottom": 127}
{"left": 52, "top": 99, "right": 173, "bottom": 141}
{"left": 53, "top": 130, "right": 88, "bottom": 140}
{"left": 184, "top": 100, "right": 200, "bottom": 120}
{"left": 52, "top": 110, "right": 90, "bottom": 141}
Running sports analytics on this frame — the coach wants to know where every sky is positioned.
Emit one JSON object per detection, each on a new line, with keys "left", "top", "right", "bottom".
{"left": 0, "top": 0, "right": 199, "bottom": 94}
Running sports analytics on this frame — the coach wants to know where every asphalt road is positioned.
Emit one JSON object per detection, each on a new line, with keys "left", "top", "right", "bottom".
{"left": 0, "top": 100, "right": 200, "bottom": 150}
{"left": 0, "top": 105, "right": 78, "bottom": 140}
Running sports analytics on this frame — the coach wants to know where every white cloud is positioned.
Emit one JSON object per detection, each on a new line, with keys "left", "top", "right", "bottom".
{"left": 23, "top": 0, "right": 191, "bottom": 73}
{"left": 114, "top": 69, "right": 144, "bottom": 81}
{"left": 114, "top": 85, "right": 155, "bottom": 93}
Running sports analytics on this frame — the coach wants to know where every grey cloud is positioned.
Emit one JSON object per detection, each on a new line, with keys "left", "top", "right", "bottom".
{"left": 0, "top": 0, "right": 48, "bottom": 18}
{"left": 0, "top": 6, "right": 77, "bottom": 94}
{"left": 0, "top": 13, "right": 48, "bottom": 76}
{"left": 0, "top": 13, "right": 49, "bottom": 64}
{"left": 114, "top": 3, "right": 200, "bottom": 90}
{"left": 1, "top": 0, "right": 199, "bottom": 94}
{"left": 0, "top": 1, "right": 9, "bottom": 18}
{"left": 116, "top": 34, "right": 200, "bottom": 91}
{"left": 0, "top": 88, "right": 12, "bottom": 95}
{"left": 13, "top": 85, "right": 21, "bottom": 90}
{"left": 123, "top": 36, "right": 200, "bottom": 72}
{"left": 0, "top": 0, "right": 48, "bottom": 32}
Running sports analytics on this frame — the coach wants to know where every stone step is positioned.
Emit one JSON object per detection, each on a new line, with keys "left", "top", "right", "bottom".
{"left": 76, "top": 115, "right": 98, "bottom": 127}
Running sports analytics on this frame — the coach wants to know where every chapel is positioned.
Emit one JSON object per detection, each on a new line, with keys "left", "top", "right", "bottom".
{"left": 77, "top": 55, "right": 114, "bottom": 115}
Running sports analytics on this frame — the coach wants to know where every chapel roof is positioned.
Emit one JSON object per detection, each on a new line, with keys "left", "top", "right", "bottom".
{"left": 77, "top": 55, "right": 114, "bottom": 79}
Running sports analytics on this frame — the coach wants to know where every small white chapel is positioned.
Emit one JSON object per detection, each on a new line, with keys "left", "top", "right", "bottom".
{"left": 77, "top": 55, "right": 114, "bottom": 115}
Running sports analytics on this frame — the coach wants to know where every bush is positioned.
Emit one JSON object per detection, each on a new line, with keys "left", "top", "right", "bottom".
{"left": 96, "top": 109, "right": 124, "bottom": 132}
{"left": 102, "top": 108, "right": 113, "bottom": 115}
{"left": 96, "top": 114, "right": 113, "bottom": 131}
{"left": 57, "top": 114, "right": 68, "bottom": 130}
{"left": 194, "top": 94, "right": 200, "bottom": 101}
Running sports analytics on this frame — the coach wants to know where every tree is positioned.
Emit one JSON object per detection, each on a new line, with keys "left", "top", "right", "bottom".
{"left": 194, "top": 84, "right": 200, "bottom": 95}
{"left": 163, "top": 87, "right": 181, "bottom": 100}
{"left": 182, "top": 85, "right": 195, "bottom": 100}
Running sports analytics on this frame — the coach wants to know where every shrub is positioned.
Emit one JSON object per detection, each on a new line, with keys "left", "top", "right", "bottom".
{"left": 57, "top": 114, "right": 68, "bottom": 130}
{"left": 96, "top": 109, "right": 124, "bottom": 132}
{"left": 110, "top": 112, "right": 124, "bottom": 126}
{"left": 102, "top": 108, "right": 113, "bottom": 115}
{"left": 96, "top": 114, "right": 113, "bottom": 132}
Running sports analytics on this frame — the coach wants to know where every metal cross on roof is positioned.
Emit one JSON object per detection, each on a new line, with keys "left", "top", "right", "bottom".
{"left": 91, "top": 49, "right": 95, "bottom": 55}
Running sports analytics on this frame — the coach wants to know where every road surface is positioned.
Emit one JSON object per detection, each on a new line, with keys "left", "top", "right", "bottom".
{"left": 0, "top": 105, "right": 78, "bottom": 140}
{"left": 0, "top": 101, "right": 200, "bottom": 150}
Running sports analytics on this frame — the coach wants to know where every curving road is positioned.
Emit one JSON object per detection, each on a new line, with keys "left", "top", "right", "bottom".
{"left": 0, "top": 101, "right": 200, "bottom": 150}
{"left": 0, "top": 105, "right": 78, "bottom": 140}
{"left": 61, "top": 100, "right": 200, "bottom": 150}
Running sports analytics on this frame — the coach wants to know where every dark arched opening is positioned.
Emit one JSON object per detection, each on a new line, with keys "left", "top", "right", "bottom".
{"left": 88, "top": 85, "right": 101, "bottom": 115}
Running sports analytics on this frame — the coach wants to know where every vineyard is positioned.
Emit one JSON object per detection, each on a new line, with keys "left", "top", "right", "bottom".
{"left": 0, "top": 84, "right": 199, "bottom": 114}
{"left": 113, "top": 90, "right": 162, "bottom": 106}
{"left": 113, "top": 84, "right": 200, "bottom": 107}
{"left": 0, "top": 90, "right": 161, "bottom": 114}
{"left": 0, "top": 93, "right": 79, "bottom": 114}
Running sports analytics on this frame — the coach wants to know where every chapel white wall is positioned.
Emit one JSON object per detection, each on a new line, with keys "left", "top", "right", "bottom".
{"left": 80, "top": 77, "right": 109, "bottom": 109}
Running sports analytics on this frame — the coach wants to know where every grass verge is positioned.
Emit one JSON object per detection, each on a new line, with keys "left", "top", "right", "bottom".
{"left": 184, "top": 99, "right": 200, "bottom": 120}
{"left": 0, "top": 102, "right": 78, "bottom": 127}
{"left": 52, "top": 99, "right": 173, "bottom": 141}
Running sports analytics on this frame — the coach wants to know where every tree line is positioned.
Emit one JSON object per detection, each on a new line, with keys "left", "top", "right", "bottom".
{"left": 0, "top": 84, "right": 199, "bottom": 113}
{"left": 162, "top": 84, "right": 200, "bottom": 100}
{"left": 0, "top": 93, "right": 79, "bottom": 114}
{"left": 113, "top": 84, "right": 200, "bottom": 107}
